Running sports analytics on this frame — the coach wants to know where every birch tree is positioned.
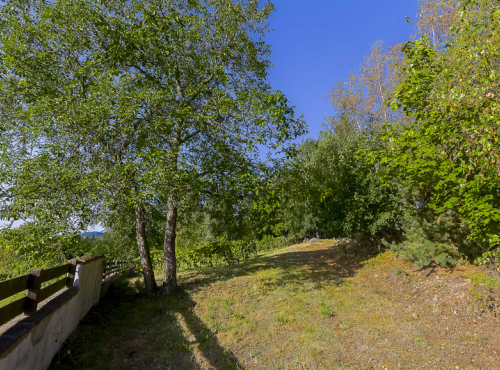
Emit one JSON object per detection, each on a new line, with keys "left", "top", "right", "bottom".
{"left": 0, "top": 0, "right": 305, "bottom": 293}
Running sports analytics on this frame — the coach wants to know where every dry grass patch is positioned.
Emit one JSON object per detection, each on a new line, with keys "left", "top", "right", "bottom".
{"left": 50, "top": 240, "right": 500, "bottom": 370}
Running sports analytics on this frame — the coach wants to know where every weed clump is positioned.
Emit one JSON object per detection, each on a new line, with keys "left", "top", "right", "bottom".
{"left": 468, "top": 273, "right": 500, "bottom": 317}
{"left": 319, "top": 303, "right": 333, "bottom": 317}
{"left": 414, "top": 337, "right": 426, "bottom": 345}
{"left": 395, "top": 268, "right": 409, "bottom": 276}
{"left": 275, "top": 314, "right": 286, "bottom": 324}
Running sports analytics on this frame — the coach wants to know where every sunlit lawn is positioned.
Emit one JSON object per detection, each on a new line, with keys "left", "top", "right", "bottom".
{"left": 49, "top": 240, "right": 500, "bottom": 369}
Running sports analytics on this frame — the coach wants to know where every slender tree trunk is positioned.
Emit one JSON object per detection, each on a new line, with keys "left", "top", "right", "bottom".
{"left": 162, "top": 133, "right": 180, "bottom": 294}
{"left": 135, "top": 206, "right": 157, "bottom": 294}
{"left": 163, "top": 192, "right": 178, "bottom": 294}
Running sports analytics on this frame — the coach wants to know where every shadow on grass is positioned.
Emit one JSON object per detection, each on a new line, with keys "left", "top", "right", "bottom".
{"left": 181, "top": 242, "right": 379, "bottom": 292}
{"left": 49, "top": 242, "right": 376, "bottom": 370}
{"left": 174, "top": 290, "right": 241, "bottom": 369}
{"left": 49, "top": 280, "right": 242, "bottom": 370}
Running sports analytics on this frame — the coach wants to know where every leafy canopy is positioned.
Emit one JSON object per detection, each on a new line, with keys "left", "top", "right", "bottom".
{"left": 0, "top": 0, "right": 305, "bottom": 253}
{"left": 383, "top": 0, "right": 500, "bottom": 248}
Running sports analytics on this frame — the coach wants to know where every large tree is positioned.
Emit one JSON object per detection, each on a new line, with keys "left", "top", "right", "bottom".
{"left": 416, "top": 0, "right": 459, "bottom": 47}
{"left": 326, "top": 41, "right": 412, "bottom": 134}
{"left": 0, "top": 0, "right": 305, "bottom": 293}
{"left": 384, "top": 0, "right": 500, "bottom": 251}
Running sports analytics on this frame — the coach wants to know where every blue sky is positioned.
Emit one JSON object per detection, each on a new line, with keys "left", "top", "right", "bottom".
{"left": 265, "top": 0, "right": 418, "bottom": 140}
{"left": 1, "top": 1, "right": 420, "bottom": 231}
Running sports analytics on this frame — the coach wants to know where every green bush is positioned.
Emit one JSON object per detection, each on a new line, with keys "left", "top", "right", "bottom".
{"left": 0, "top": 223, "right": 69, "bottom": 280}
{"left": 176, "top": 236, "right": 297, "bottom": 270}
{"left": 282, "top": 128, "right": 412, "bottom": 242}
{"left": 0, "top": 248, "right": 18, "bottom": 281}
{"left": 0, "top": 224, "right": 141, "bottom": 281}
{"left": 383, "top": 219, "right": 461, "bottom": 268}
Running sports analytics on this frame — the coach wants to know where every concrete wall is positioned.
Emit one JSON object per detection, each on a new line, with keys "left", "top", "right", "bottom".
{"left": 0, "top": 256, "right": 105, "bottom": 370}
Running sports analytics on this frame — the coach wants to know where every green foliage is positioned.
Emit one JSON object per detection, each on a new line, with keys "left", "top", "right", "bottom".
{"left": 281, "top": 127, "right": 411, "bottom": 241}
{"left": 0, "top": 0, "right": 305, "bottom": 288}
{"left": 414, "top": 338, "right": 426, "bottom": 346}
{"left": 395, "top": 268, "right": 409, "bottom": 276}
{"left": 467, "top": 272, "right": 500, "bottom": 316}
{"left": 383, "top": 219, "right": 461, "bottom": 268}
{"left": 0, "top": 223, "right": 71, "bottom": 279}
{"left": 382, "top": 0, "right": 500, "bottom": 254}
{"left": 176, "top": 236, "right": 296, "bottom": 270}
{"left": 319, "top": 303, "right": 333, "bottom": 317}
{"left": 468, "top": 273, "right": 500, "bottom": 292}
{"left": 82, "top": 231, "right": 138, "bottom": 263}
{"left": 0, "top": 223, "right": 141, "bottom": 280}
{"left": 474, "top": 249, "right": 500, "bottom": 274}
{"left": 0, "top": 248, "right": 18, "bottom": 281}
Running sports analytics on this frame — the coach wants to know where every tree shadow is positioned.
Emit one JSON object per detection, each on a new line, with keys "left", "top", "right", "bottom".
{"left": 171, "top": 290, "right": 242, "bottom": 370}
{"left": 181, "top": 242, "right": 378, "bottom": 292}
{"left": 49, "top": 242, "right": 376, "bottom": 370}
{"left": 49, "top": 280, "right": 242, "bottom": 370}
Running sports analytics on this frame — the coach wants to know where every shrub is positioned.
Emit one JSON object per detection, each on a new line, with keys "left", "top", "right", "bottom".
{"left": 176, "top": 236, "right": 297, "bottom": 271}
{"left": 474, "top": 249, "right": 500, "bottom": 277}
{"left": 383, "top": 219, "right": 461, "bottom": 268}
{"left": 0, "top": 248, "right": 18, "bottom": 281}
{"left": 282, "top": 128, "right": 412, "bottom": 242}
{"left": 0, "top": 223, "right": 69, "bottom": 280}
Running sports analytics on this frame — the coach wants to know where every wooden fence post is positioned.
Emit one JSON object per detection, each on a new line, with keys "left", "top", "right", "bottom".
{"left": 67, "top": 259, "right": 77, "bottom": 288}
{"left": 25, "top": 269, "right": 43, "bottom": 315}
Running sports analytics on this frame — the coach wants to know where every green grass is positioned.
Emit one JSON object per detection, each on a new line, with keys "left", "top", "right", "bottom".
{"left": 48, "top": 240, "right": 500, "bottom": 370}
{"left": 0, "top": 290, "right": 27, "bottom": 309}
{"left": 319, "top": 302, "right": 333, "bottom": 317}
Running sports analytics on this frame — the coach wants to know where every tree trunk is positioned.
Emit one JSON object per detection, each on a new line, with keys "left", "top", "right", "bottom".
{"left": 135, "top": 206, "right": 157, "bottom": 294}
{"left": 163, "top": 192, "right": 178, "bottom": 294}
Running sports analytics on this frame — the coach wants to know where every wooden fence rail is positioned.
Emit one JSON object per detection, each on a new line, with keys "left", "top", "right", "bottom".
{"left": 0, "top": 258, "right": 131, "bottom": 327}
{"left": 0, "top": 261, "right": 77, "bottom": 326}
{"left": 103, "top": 260, "right": 129, "bottom": 279}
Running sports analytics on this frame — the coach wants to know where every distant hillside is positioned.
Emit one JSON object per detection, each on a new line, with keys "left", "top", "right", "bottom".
{"left": 81, "top": 232, "right": 104, "bottom": 239}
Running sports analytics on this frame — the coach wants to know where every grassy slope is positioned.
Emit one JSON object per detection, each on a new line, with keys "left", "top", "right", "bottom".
{"left": 49, "top": 240, "right": 500, "bottom": 370}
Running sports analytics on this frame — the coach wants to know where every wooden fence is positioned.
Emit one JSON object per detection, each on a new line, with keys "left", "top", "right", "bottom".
{"left": 0, "top": 261, "right": 77, "bottom": 326}
{"left": 0, "top": 259, "right": 133, "bottom": 327}
{"left": 103, "top": 260, "right": 130, "bottom": 279}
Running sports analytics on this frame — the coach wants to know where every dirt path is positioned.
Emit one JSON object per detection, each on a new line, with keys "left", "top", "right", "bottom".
{"left": 50, "top": 241, "right": 500, "bottom": 370}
